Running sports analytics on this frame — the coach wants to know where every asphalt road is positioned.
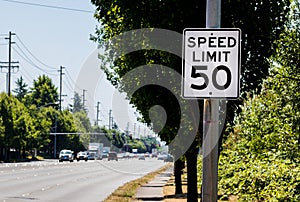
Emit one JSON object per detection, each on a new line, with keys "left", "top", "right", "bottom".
{"left": 0, "top": 158, "right": 166, "bottom": 202}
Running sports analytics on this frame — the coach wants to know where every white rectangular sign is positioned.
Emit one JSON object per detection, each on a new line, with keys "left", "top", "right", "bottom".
{"left": 182, "top": 28, "right": 241, "bottom": 99}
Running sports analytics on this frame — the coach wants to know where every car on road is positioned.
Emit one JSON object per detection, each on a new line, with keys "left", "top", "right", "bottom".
{"left": 138, "top": 154, "right": 145, "bottom": 160}
{"left": 108, "top": 152, "right": 118, "bottom": 161}
{"left": 164, "top": 154, "right": 174, "bottom": 162}
{"left": 76, "top": 151, "right": 88, "bottom": 161}
{"left": 59, "top": 149, "right": 74, "bottom": 162}
{"left": 102, "top": 151, "right": 109, "bottom": 159}
{"left": 157, "top": 154, "right": 166, "bottom": 160}
{"left": 144, "top": 152, "right": 150, "bottom": 158}
{"left": 87, "top": 152, "right": 96, "bottom": 160}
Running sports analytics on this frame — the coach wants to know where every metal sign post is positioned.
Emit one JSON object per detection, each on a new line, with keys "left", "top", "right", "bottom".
{"left": 202, "top": 0, "right": 220, "bottom": 201}
{"left": 182, "top": 0, "right": 241, "bottom": 201}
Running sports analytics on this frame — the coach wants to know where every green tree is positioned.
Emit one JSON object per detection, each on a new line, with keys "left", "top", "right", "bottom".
{"left": 30, "top": 105, "right": 55, "bottom": 155}
{"left": 74, "top": 111, "right": 92, "bottom": 148}
{"left": 0, "top": 93, "right": 35, "bottom": 160}
{"left": 13, "top": 76, "right": 28, "bottom": 101}
{"left": 26, "top": 75, "right": 59, "bottom": 109}
{"left": 72, "top": 92, "right": 84, "bottom": 113}
{"left": 91, "top": 0, "right": 290, "bottom": 199}
{"left": 0, "top": 110, "right": 4, "bottom": 160}
{"left": 33, "top": 105, "right": 78, "bottom": 157}
{"left": 0, "top": 93, "right": 15, "bottom": 161}
{"left": 52, "top": 110, "right": 78, "bottom": 154}
{"left": 218, "top": 3, "right": 300, "bottom": 199}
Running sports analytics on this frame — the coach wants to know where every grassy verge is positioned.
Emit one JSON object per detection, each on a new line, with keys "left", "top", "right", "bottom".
{"left": 104, "top": 163, "right": 172, "bottom": 202}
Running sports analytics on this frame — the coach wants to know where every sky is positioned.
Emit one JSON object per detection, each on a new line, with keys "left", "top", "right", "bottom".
{"left": 0, "top": 0, "right": 154, "bottom": 137}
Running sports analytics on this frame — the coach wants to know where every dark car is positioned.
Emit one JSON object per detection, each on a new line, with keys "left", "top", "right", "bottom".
{"left": 108, "top": 152, "right": 118, "bottom": 161}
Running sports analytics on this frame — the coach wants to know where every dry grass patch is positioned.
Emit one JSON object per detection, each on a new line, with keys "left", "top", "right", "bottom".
{"left": 104, "top": 163, "right": 172, "bottom": 202}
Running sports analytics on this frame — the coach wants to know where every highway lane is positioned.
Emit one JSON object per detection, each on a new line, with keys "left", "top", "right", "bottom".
{"left": 0, "top": 158, "right": 166, "bottom": 202}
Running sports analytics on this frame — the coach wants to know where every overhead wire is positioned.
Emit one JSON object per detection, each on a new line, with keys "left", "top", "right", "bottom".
{"left": 0, "top": 5, "right": 97, "bottom": 108}
{"left": 15, "top": 34, "right": 57, "bottom": 70}
{"left": 64, "top": 75, "right": 75, "bottom": 94}
{"left": 13, "top": 46, "right": 58, "bottom": 76}
{"left": 19, "top": 67, "right": 35, "bottom": 85}
{"left": 65, "top": 68, "right": 79, "bottom": 88}
{"left": 0, "top": 0, "right": 94, "bottom": 13}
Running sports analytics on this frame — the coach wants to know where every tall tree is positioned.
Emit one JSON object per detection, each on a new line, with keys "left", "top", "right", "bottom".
{"left": 0, "top": 93, "right": 14, "bottom": 161}
{"left": 74, "top": 111, "right": 92, "bottom": 148}
{"left": 0, "top": 93, "right": 35, "bottom": 161}
{"left": 26, "top": 75, "right": 59, "bottom": 109}
{"left": 91, "top": 0, "right": 290, "bottom": 200}
{"left": 72, "top": 92, "right": 85, "bottom": 113}
{"left": 12, "top": 76, "right": 28, "bottom": 101}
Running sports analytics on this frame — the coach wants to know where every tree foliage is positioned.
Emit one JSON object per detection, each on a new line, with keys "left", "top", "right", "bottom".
{"left": 0, "top": 75, "right": 91, "bottom": 161}
{"left": 0, "top": 93, "right": 35, "bottom": 159}
{"left": 13, "top": 76, "right": 28, "bottom": 101}
{"left": 26, "top": 75, "right": 59, "bottom": 109}
{"left": 72, "top": 92, "right": 85, "bottom": 113}
{"left": 218, "top": 3, "right": 300, "bottom": 199}
{"left": 91, "top": 0, "right": 291, "bottom": 199}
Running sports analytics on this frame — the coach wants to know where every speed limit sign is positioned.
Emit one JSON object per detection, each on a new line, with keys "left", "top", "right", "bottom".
{"left": 182, "top": 28, "right": 241, "bottom": 99}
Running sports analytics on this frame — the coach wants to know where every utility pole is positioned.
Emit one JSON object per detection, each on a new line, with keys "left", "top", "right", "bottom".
{"left": 96, "top": 101, "right": 100, "bottom": 126}
{"left": 108, "top": 110, "right": 112, "bottom": 129}
{"left": 58, "top": 66, "right": 65, "bottom": 111}
{"left": 126, "top": 122, "right": 130, "bottom": 135}
{"left": 82, "top": 89, "right": 87, "bottom": 111}
{"left": 0, "top": 32, "right": 18, "bottom": 96}
{"left": 7, "top": 31, "right": 14, "bottom": 96}
{"left": 133, "top": 123, "right": 136, "bottom": 138}
{"left": 202, "top": 0, "right": 221, "bottom": 201}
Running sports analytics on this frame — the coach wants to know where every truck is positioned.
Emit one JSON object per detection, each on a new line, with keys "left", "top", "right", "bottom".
{"left": 88, "top": 143, "right": 103, "bottom": 160}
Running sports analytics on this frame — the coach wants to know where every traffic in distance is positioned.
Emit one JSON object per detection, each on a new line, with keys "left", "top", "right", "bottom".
{"left": 58, "top": 148, "right": 173, "bottom": 163}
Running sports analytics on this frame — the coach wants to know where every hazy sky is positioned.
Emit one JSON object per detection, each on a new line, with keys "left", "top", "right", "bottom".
{"left": 0, "top": 0, "right": 151, "bottom": 136}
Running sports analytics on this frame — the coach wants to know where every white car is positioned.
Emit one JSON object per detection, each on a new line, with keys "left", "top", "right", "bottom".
{"left": 59, "top": 149, "right": 74, "bottom": 162}
{"left": 76, "top": 151, "right": 88, "bottom": 161}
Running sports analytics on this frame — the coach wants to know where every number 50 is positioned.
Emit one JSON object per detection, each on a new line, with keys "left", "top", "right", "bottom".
{"left": 190, "top": 65, "right": 232, "bottom": 90}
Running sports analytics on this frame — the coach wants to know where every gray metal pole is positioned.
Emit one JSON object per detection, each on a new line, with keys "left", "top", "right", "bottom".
{"left": 8, "top": 32, "right": 11, "bottom": 96}
{"left": 109, "top": 110, "right": 112, "bottom": 129}
{"left": 54, "top": 134, "right": 57, "bottom": 159}
{"left": 54, "top": 113, "right": 58, "bottom": 159}
{"left": 96, "top": 101, "right": 100, "bottom": 126}
{"left": 202, "top": 0, "right": 221, "bottom": 201}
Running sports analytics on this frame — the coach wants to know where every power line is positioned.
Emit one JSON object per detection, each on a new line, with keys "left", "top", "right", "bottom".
{"left": 15, "top": 34, "right": 56, "bottom": 70}
{"left": 1, "top": 0, "right": 94, "bottom": 13}
{"left": 64, "top": 75, "right": 75, "bottom": 93}
{"left": 65, "top": 69, "right": 83, "bottom": 91}
{"left": 19, "top": 67, "right": 34, "bottom": 84}
{"left": 12, "top": 46, "right": 58, "bottom": 76}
